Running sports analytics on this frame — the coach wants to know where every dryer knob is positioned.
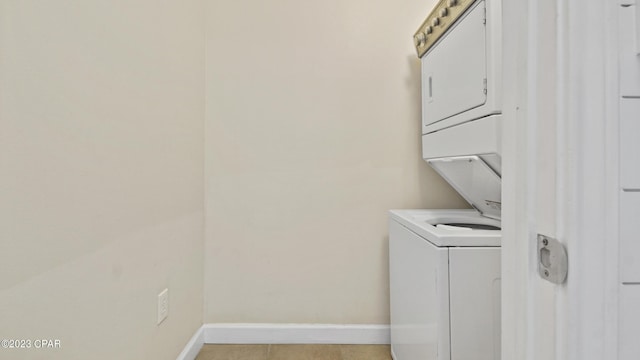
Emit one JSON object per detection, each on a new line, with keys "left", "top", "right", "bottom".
{"left": 448, "top": 0, "right": 458, "bottom": 6}
{"left": 439, "top": 8, "right": 448, "bottom": 17}
{"left": 431, "top": 17, "right": 440, "bottom": 27}
{"left": 414, "top": 32, "right": 426, "bottom": 47}
{"left": 425, "top": 25, "right": 433, "bottom": 34}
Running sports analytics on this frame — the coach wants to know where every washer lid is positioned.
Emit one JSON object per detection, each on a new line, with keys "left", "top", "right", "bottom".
{"left": 427, "top": 155, "right": 501, "bottom": 220}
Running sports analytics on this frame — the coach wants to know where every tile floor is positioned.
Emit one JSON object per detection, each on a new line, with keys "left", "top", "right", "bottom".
{"left": 195, "top": 344, "right": 392, "bottom": 360}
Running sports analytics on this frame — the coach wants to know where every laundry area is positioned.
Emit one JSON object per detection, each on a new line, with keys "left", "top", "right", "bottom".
{"left": 0, "top": 0, "right": 638, "bottom": 360}
{"left": 391, "top": 0, "right": 640, "bottom": 359}
{"left": 389, "top": 1, "right": 503, "bottom": 359}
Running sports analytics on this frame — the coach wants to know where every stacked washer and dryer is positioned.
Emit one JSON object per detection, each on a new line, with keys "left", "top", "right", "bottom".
{"left": 389, "top": 0, "right": 502, "bottom": 359}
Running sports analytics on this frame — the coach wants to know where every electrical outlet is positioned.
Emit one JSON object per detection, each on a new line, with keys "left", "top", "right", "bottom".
{"left": 157, "top": 288, "right": 169, "bottom": 325}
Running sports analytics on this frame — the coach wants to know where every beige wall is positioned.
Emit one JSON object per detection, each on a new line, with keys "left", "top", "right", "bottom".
{"left": 204, "top": 0, "right": 467, "bottom": 324}
{"left": 0, "top": 1, "right": 204, "bottom": 359}
{"left": 0, "top": 0, "right": 470, "bottom": 355}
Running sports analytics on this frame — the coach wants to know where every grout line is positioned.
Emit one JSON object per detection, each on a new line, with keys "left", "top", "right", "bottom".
{"left": 338, "top": 344, "right": 344, "bottom": 360}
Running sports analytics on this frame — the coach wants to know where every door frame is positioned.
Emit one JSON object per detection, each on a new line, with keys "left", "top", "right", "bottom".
{"left": 501, "top": 0, "right": 620, "bottom": 359}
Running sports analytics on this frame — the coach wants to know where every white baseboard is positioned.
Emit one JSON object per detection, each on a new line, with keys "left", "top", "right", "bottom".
{"left": 203, "top": 323, "right": 390, "bottom": 345}
{"left": 176, "top": 325, "right": 204, "bottom": 360}
{"left": 177, "top": 323, "right": 390, "bottom": 359}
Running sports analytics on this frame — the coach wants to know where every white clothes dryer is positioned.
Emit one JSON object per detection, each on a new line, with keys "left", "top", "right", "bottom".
{"left": 414, "top": 0, "right": 503, "bottom": 164}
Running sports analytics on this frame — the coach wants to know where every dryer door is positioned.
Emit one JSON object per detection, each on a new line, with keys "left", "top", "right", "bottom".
{"left": 422, "top": 0, "right": 487, "bottom": 127}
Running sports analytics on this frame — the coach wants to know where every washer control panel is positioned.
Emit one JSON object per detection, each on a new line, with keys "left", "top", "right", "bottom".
{"left": 413, "top": 0, "right": 479, "bottom": 57}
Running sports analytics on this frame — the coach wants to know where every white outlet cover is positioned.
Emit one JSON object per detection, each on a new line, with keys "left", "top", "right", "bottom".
{"left": 157, "top": 288, "right": 169, "bottom": 325}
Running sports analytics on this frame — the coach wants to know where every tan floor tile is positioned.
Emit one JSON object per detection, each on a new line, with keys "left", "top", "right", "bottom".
{"left": 195, "top": 344, "right": 269, "bottom": 360}
{"left": 267, "top": 344, "right": 342, "bottom": 360}
{"left": 340, "top": 345, "right": 392, "bottom": 360}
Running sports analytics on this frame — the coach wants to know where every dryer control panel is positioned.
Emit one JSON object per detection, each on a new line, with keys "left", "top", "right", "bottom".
{"left": 414, "top": 0, "right": 479, "bottom": 57}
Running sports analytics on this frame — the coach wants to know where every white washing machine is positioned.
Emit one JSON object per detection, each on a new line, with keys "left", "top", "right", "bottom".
{"left": 389, "top": 209, "right": 501, "bottom": 360}
{"left": 389, "top": 156, "right": 502, "bottom": 360}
